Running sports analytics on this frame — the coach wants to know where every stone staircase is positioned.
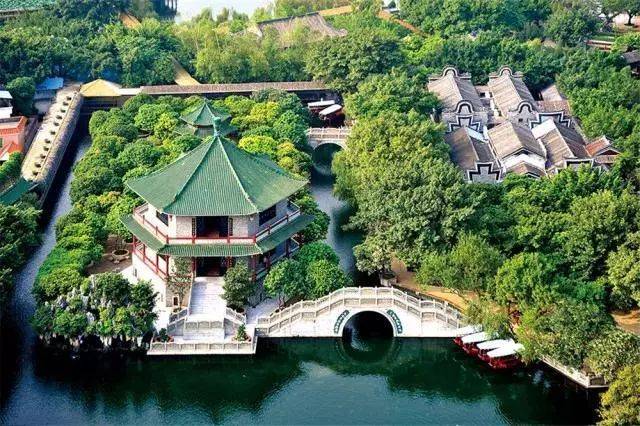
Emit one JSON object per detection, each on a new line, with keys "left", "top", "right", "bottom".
{"left": 189, "top": 277, "right": 225, "bottom": 315}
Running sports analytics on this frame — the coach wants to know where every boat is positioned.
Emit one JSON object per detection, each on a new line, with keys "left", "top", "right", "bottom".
{"left": 460, "top": 331, "right": 490, "bottom": 355}
{"left": 453, "top": 325, "right": 482, "bottom": 346}
{"left": 486, "top": 343, "right": 524, "bottom": 369}
{"left": 477, "top": 339, "right": 513, "bottom": 362}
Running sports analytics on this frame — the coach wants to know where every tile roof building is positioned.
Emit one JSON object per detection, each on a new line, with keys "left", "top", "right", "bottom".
{"left": 427, "top": 66, "right": 619, "bottom": 182}
{"left": 122, "top": 135, "right": 312, "bottom": 312}
{"left": 175, "top": 99, "right": 235, "bottom": 138}
{"left": 0, "top": 116, "right": 27, "bottom": 163}
{"left": 428, "top": 67, "right": 490, "bottom": 132}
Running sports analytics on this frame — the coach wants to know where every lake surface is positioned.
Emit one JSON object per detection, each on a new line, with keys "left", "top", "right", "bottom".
{"left": 0, "top": 131, "right": 601, "bottom": 425}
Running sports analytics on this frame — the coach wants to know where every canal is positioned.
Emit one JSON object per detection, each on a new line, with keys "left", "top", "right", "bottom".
{"left": 0, "top": 132, "right": 601, "bottom": 424}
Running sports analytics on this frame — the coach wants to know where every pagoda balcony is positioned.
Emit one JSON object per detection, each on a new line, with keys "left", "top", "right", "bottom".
{"left": 132, "top": 202, "right": 302, "bottom": 246}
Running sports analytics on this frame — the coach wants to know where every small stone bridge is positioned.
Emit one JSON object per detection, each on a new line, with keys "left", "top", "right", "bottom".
{"left": 254, "top": 287, "right": 465, "bottom": 338}
{"left": 306, "top": 127, "right": 350, "bottom": 150}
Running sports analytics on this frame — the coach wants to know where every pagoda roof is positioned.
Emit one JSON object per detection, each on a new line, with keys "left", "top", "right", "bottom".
{"left": 126, "top": 136, "right": 307, "bottom": 216}
{"left": 180, "top": 99, "right": 231, "bottom": 127}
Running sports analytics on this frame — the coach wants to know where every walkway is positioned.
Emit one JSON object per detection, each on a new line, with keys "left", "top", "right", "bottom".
{"left": 20, "top": 84, "right": 83, "bottom": 202}
{"left": 391, "top": 258, "right": 474, "bottom": 310}
{"left": 119, "top": 12, "right": 200, "bottom": 86}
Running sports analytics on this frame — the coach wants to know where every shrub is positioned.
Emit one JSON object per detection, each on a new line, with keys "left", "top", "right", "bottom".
{"left": 305, "top": 259, "right": 351, "bottom": 299}
{"left": 586, "top": 329, "right": 640, "bottom": 382}
{"left": 223, "top": 264, "right": 254, "bottom": 309}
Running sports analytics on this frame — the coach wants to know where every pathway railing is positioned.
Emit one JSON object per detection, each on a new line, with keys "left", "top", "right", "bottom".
{"left": 255, "top": 287, "right": 464, "bottom": 336}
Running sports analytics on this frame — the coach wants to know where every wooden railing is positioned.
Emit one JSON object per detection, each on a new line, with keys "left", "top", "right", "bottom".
{"left": 132, "top": 244, "right": 168, "bottom": 279}
{"left": 255, "top": 287, "right": 464, "bottom": 336}
{"left": 133, "top": 202, "right": 301, "bottom": 245}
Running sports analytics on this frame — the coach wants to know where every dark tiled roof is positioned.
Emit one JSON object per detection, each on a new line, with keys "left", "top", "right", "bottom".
{"left": 445, "top": 128, "right": 497, "bottom": 172}
{"left": 428, "top": 73, "right": 485, "bottom": 112}
{"left": 488, "top": 122, "right": 545, "bottom": 159}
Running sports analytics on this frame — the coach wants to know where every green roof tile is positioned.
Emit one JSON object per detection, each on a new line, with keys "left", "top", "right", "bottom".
{"left": 121, "top": 214, "right": 314, "bottom": 258}
{"left": 126, "top": 136, "right": 307, "bottom": 216}
{"left": 0, "top": 178, "right": 37, "bottom": 205}
{"left": 257, "top": 214, "right": 314, "bottom": 252}
{"left": 121, "top": 215, "right": 165, "bottom": 251}
{"left": 180, "top": 99, "right": 230, "bottom": 127}
{"left": 159, "top": 244, "right": 262, "bottom": 257}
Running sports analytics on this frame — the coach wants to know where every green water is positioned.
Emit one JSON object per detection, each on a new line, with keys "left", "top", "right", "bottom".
{"left": 0, "top": 141, "right": 600, "bottom": 425}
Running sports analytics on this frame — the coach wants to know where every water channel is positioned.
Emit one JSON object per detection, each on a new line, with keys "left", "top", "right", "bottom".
{"left": 0, "top": 129, "right": 601, "bottom": 424}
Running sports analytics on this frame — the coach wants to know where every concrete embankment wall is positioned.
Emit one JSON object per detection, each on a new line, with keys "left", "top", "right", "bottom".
{"left": 21, "top": 86, "right": 84, "bottom": 204}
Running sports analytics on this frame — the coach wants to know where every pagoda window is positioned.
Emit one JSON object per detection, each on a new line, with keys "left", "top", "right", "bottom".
{"left": 156, "top": 210, "right": 169, "bottom": 226}
{"left": 259, "top": 205, "right": 277, "bottom": 225}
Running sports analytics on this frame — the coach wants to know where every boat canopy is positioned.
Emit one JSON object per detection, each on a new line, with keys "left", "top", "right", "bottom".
{"left": 487, "top": 343, "right": 524, "bottom": 358}
{"left": 461, "top": 331, "right": 489, "bottom": 344}
{"left": 454, "top": 324, "right": 482, "bottom": 337}
{"left": 308, "top": 99, "right": 335, "bottom": 108}
{"left": 477, "top": 339, "right": 513, "bottom": 350}
{"left": 319, "top": 104, "right": 342, "bottom": 116}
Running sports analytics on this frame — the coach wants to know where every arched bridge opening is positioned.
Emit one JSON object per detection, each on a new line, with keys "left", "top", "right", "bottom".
{"left": 341, "top": 311, "right": 396, "bottom": 361}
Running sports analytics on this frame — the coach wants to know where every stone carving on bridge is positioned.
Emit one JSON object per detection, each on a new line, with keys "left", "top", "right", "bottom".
{"left": 386, "top": 310, "right": 403, "bottom": 335}
{"left": 334, "top": 310, "right": 350, "bottom": 334}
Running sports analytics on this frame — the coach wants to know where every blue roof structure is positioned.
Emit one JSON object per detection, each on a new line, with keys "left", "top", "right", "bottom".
{"left": 36, "top": 77, "right": 63, "bottom": 91}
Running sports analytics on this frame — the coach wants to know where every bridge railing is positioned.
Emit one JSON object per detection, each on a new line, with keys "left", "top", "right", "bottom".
{"left": 255, "top": 287, "right": 465, "bottom": 334}
{"left": 148, "top": 339, "right": 257, "bottom": 355}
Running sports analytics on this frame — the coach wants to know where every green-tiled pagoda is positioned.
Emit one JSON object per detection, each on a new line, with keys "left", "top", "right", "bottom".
{"left": 122, "top": 134, "right": 312, "bottom": 299}
{"left": 176, "top": 99, "right": 235, "bottom": 138}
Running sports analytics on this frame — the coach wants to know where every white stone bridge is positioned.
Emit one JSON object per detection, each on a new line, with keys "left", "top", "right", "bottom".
{"left": 254, "top": 287, "right": 465, "bottom": 338}
{"left": 306, "top": 127, "right": 350, "bottom": 150}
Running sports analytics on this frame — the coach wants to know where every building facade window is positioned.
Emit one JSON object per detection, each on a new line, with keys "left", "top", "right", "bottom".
{"left": 156, "top": 210, "right": 169, "bottom": 226}
{"left": 259, "top": 205, "right": 277, "bottom": 225}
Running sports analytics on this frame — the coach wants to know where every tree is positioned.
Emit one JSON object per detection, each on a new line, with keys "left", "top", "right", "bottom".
{"left": 305, "top": 259, "right": 351, "bottom": 298}
{"left": 6, "top": 77, "right": 35, "bottom": 115}
{"left": 223, "top": 263, "right": 254, "bottom": 309}
{"left": 238, "top": 135, "right": 280, "bottom": 159}
{"left": 296, "top": 242, "right": 340, "bottom": 268}
{"left": 607, "top": 232, "right": 640, "bottom": 309}
{"left": 516, "top": 298, "right": 611, "bottom": 368}
{"left": 94, "top": 272, "right": 131, "bottom": 306}
{"left": 560, "top": 191, "right": 640, "bottom": 280}
{"left": 166, "top": 257, "right": 192, "bottom": 308}
{"left": 586, "top": 328, "right": 640, "bottom": 382}
{"left": 345, "top": 70, "right": 439, "bottom": 120}
{"left": 622, "top": 0, "right": 640, "bottom": 26}
{"left": 305, "top": 28, "right": 403, "bottom": 93}
{"left": 599, "top": 364, "right": 640, "bottom": 425}
{"left": 417, "top": 233, "right": 503, "bottom": 295}
{"left": 263, "top": 259, "right": 306, "bottom": 304}
{"left": 333, "top": 112, "right": 468, "bottom": 267}
{"left": 544, "top": 2, "right": 600, "bottom": 46}
{"left": 492, "top": 252, "right": 558, "bottom": 309}
{"left": 0, "top": 268, "right": 13, "bottom": 305}
{"left": 33, "top": 267, "right": 87, "bottom": 303}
